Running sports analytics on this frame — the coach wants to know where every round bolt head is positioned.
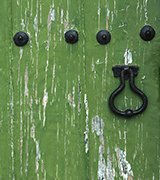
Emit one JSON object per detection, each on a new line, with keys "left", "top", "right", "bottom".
{"left": 13, "top": 31, "right": 29, "bottom": 46}
{"left": 96, "top": 30, "right": 111, "bottom": 45}
{"left": 140, "top": 25, "right": 155, "bottom": 41}
{"left": 65, "top": 30, "right": 79, "bottom": 44}
{"left": 125, "top": 109, "right": 133, "bottom": 117}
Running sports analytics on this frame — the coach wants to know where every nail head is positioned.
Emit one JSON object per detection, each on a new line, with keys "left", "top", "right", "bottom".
{"left": 96, "top": 30, "right": 111, "bottom": 45}
{"left": 140, "top": 25, "right": 155, "bottom": 41}
{"left": 13, "top": 31, "right": 29, "bottom": 46}
{"left": 65, "top": 30, "right": 79, "bottom": 44}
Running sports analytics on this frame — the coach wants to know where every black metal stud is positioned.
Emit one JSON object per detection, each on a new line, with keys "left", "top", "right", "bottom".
{"left": 13, "top": 31, "right": 29, "bottom": 46}
{"left": 65, "top": 30, "right": 79, "bottom": 44}
{"left": 96, "top": 30, "right": 111, "bottom": 45}
{"left": 140, "top": 25, "right": 155, "bottom": 41}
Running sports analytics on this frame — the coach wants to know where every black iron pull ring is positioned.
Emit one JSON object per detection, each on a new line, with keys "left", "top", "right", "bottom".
{"left": 109, "top": 66, "right": 148, "bottom": 117}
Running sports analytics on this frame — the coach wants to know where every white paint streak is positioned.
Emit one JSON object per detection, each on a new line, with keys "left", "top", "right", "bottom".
{"left": 41, "top": 160, "right": 44, "bottom": 173}
{"left": 78, "top": 76, "right": 81, "bottom": 115}
{"left": 124, "top": 49, "right": 133, "bottom": 65}
{"left": 34, "top": 15, "right": 38, "bottom": 31}
{"left": 35, "top": 84, "right": 38, "bottom": 104}
{"left": 20, "top": 48, "right": 23, "bottom": 60}
{"left": 21, "top": 19, "right": 25, "bottom": 30}
{"left": 61, "top": 9, "right": 64, "bottom": 24}
{"left": 64, "top": 10, "right": 69, "bottom": 31}
{"left": 39, "top": 98, "right": 41, "bottom": 121}
{"left": 42, "top": 87, "right": 48, "bottom": 126}
{"left": 48, "top": 6, "right": 52, "bottom": 32}
{"left": 25, "top": 66, "right": 29, "bottom": 97}
{"left": 106, "top": 8, "right": 110, "bottom": 30}
{"left": 144, "top": 0, "right": 148, "bottom": 24}
{"left": 40, "top": 4, "right": 42, "bottom": 24}
{"left": 60, "top": 29, "right": 62, "bottom": 42}
{"left": 72, "top": 86, "right": 76, "bottom": 108}
{"left": 36, "top": 141, "right": 41, "bottom": 173}
{"left": 98, "top": 3, "right": 101, "bottom": 29}
{"left": 51, "top": 60, "right": 56, "bottom": 94}
{"left": 105, "top": 50, "right": 108, "bottom": 68}
{"left": 56, "top": 164, "right": 59, "bottom": 179}
{"left": 20, "top": 78, "right": 23, "bottom": 176}
{"left": 42, "top": 58, "right": 49, "bottom": 126}
{"left": 115, "top": 147, "right": 134, "bottom": 179}
{"left": 136, "top": 0, "right": 139, "bottom": 14}
{"left": 110, "top": 11, "right": 114, "bottom": 30}
{"left": 34, "top": 15, "right": 38, "bottom": 42}
{"left": 114, "top": 0, "right": 117, "bottom": 15}
{"left": 47, "top": 5, "right": 54, "bottom": 50}
{"left": 9, "top": 71, "right": 15, "bottom": 180}
{"left": 84, "top": 94, "right": 89, "bottom": 153}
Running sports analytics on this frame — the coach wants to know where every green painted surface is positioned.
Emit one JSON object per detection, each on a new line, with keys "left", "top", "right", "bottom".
{"left": 0, "top": 0, "right": 160, "bottom": 179}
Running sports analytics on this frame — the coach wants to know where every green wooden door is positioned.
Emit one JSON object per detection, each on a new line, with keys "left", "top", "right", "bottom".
{"left": 0, "top": 0, "right": 159, "bottom": 179}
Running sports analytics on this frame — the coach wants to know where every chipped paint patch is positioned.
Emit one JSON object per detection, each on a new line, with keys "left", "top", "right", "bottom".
{"left": 21, "top": 19, "right": 25, "bottom": 30}
{"left": 115, "top": 147, "right": 134, "bottom": 179}
{"left": 92, "top": 116, "right": 115, "bottom": 179}
{"left": 92, "top": 115, "right": 104, "bottom": 141}
{"left": 124, "top": 49, "right": 133, "bottom": 65}
{"left": 68, "top": 93, "right": 72, "bottom": 105}
{"left": 67, "top": 93, "right": 75, "bottom": 107}
{"left": 51, "top": 9, "right": 55, "bottom": 21}
{"left": 34, "top": 15, "right": 38, "bottom": 32}
{"left": 68, "top": 87, "right": 76, "bottom": 108}
{"left": 98, "top": 144, "right": 108, "bottom": 179}
{"left": 107, "top": 148, "right": 115, "bottom": 179}
{"left": 92, "top": 116, "right": 106, "bottom": 179}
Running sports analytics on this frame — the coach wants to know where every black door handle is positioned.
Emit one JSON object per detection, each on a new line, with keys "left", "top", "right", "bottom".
{"left": 109, "top": 65, "right": 148, "bottom": 117}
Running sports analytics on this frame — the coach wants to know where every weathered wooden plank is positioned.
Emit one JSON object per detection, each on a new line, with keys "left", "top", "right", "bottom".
{"left": 83, "top": 0, "right": 160, "bottom": 179}
{"left": 0, "top": 0, "right": 13, "bottom": 179}
{"left": 8, "top": 0, "right": 87, "bottom": 179}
